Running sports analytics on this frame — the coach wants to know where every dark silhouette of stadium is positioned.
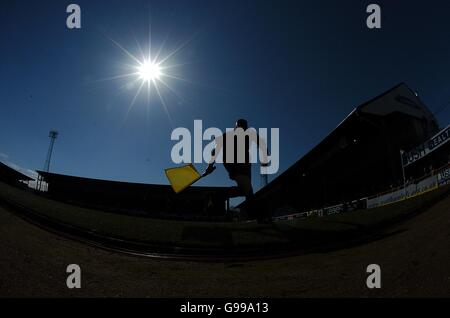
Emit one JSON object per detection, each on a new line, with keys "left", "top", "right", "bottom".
{"left": 33, "top": 83, "right": 448, "bottom": 220}
{"left": 0, "top": 162, "right": 33, "bottom": 187}
{"left": 37, "top": 172, "right": 230, "bottom": 220}
{"left": 245, "top": 83, "right": 445, "bottom": 217}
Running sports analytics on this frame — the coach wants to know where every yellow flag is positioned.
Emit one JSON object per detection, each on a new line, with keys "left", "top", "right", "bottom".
{"left": 165, "top": 164, "right": 201, "bottom": 194}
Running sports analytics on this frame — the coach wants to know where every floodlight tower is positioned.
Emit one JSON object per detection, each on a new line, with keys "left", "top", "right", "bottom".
{"left": 44, "top": 130, "right": 58, "bottom": 173}
{"left": 38, "top": 130, "right": 58, "bottom": 191}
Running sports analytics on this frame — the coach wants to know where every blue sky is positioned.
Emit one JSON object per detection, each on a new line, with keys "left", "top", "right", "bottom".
{"left": 1, "top": 0, "right": 449, "bottom": 192}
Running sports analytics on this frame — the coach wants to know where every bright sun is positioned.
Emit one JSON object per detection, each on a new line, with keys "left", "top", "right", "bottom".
{"left": 138, "top": 61, "right": 162, "bottom": 82}
{"left": 103, "top": 32, "right": 193, "bottom": 124}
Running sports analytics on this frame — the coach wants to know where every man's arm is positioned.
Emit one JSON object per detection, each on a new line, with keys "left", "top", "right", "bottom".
{"left": 202, "top": 162, "right": 216, "bottom": 177}
{"left": 203, "top": 149, "right": 217, "bottom": 177}
{"left": 202, "top": 135, "right": 223, "bottom": 177}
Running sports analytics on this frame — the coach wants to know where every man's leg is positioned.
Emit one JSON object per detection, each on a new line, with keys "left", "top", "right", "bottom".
{"left": 228, "top": 174, "right": 257, "bottom": 220}
{"left": 232, "top": 174, "right": 254, "bottom": 200}
{"left": 227, "top": 174, "right": 253, "bottom": 199}
{"left": 232, "top": 175, "right": 271, "bottom": 223}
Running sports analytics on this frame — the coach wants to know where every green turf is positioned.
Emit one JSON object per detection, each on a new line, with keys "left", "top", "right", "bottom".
{"left": 0, "top": 181, "right": 448, "bottom": 250}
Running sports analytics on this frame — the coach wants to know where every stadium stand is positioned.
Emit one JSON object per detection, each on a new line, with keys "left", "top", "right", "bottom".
{"left": 244, "top": 83, "right": 444, "bottom": 217}
{"left": 0, "top": 161, "right": 34, "bottom": 187}
{"left": 37, "top": 171, "right": 230, "bottom": 220}
{"left": 37, "top": 83, "right": 447, "bottom": 221}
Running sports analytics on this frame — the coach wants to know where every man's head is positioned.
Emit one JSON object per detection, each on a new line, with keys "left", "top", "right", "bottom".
{"left": 235, "top": 119, "right": 248, "bottom": 131}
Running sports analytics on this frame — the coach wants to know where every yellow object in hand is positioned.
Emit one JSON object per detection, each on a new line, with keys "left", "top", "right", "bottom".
{"left": 165, "top": 164, "right": 202, "bottom": 194}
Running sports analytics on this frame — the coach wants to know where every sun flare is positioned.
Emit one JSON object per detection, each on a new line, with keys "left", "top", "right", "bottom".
{"left": 138, "top": 61, "right": 162, "bottom": 82}
{"left": 101, "top": 30, "right": 197, "bottom": 125}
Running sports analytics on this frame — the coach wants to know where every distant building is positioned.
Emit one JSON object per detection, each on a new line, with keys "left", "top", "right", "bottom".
{"left": 0, "top": 162, "right": 34, "bottom": 187}
{"left": 244, "top": 83, "right": 442, "bottom": 216}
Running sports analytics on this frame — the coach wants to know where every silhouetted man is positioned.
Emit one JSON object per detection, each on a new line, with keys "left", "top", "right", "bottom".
{"left": 202, "top": 119, "right": 270, "bottom": 223}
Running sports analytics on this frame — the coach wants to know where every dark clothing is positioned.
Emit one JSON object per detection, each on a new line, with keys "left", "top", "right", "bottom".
{"left": 227, "top": 174, "right": 254, "bottom": 199}
{"left": 221, "top": 132, "right": 252, "bottom": 179}
{"left": 211, "top": 129, "right": 270, "bottom": 222}
{"left": 225, "top": 163, "right": 251, "bottom": 180}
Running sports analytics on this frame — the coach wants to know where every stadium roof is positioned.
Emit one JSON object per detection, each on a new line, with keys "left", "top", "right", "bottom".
{"left": 0, "top": 161, "right": 34, "bottom": 182}
{"left": 249, "top": 82, "right": 439, "bottom": 202}
{"left": 319, "top": 82, "right": 437, "bottom": 152}
{"left": 37, "top": 170, "right": 231, "bottom": 219}
{"left": 37, "top": 171, "right": 229, "bottom": 194}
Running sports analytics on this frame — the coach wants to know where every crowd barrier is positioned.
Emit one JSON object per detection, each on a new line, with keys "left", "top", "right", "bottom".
{"left": 274, "top": 163, "right": 450, "bottom": 221}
